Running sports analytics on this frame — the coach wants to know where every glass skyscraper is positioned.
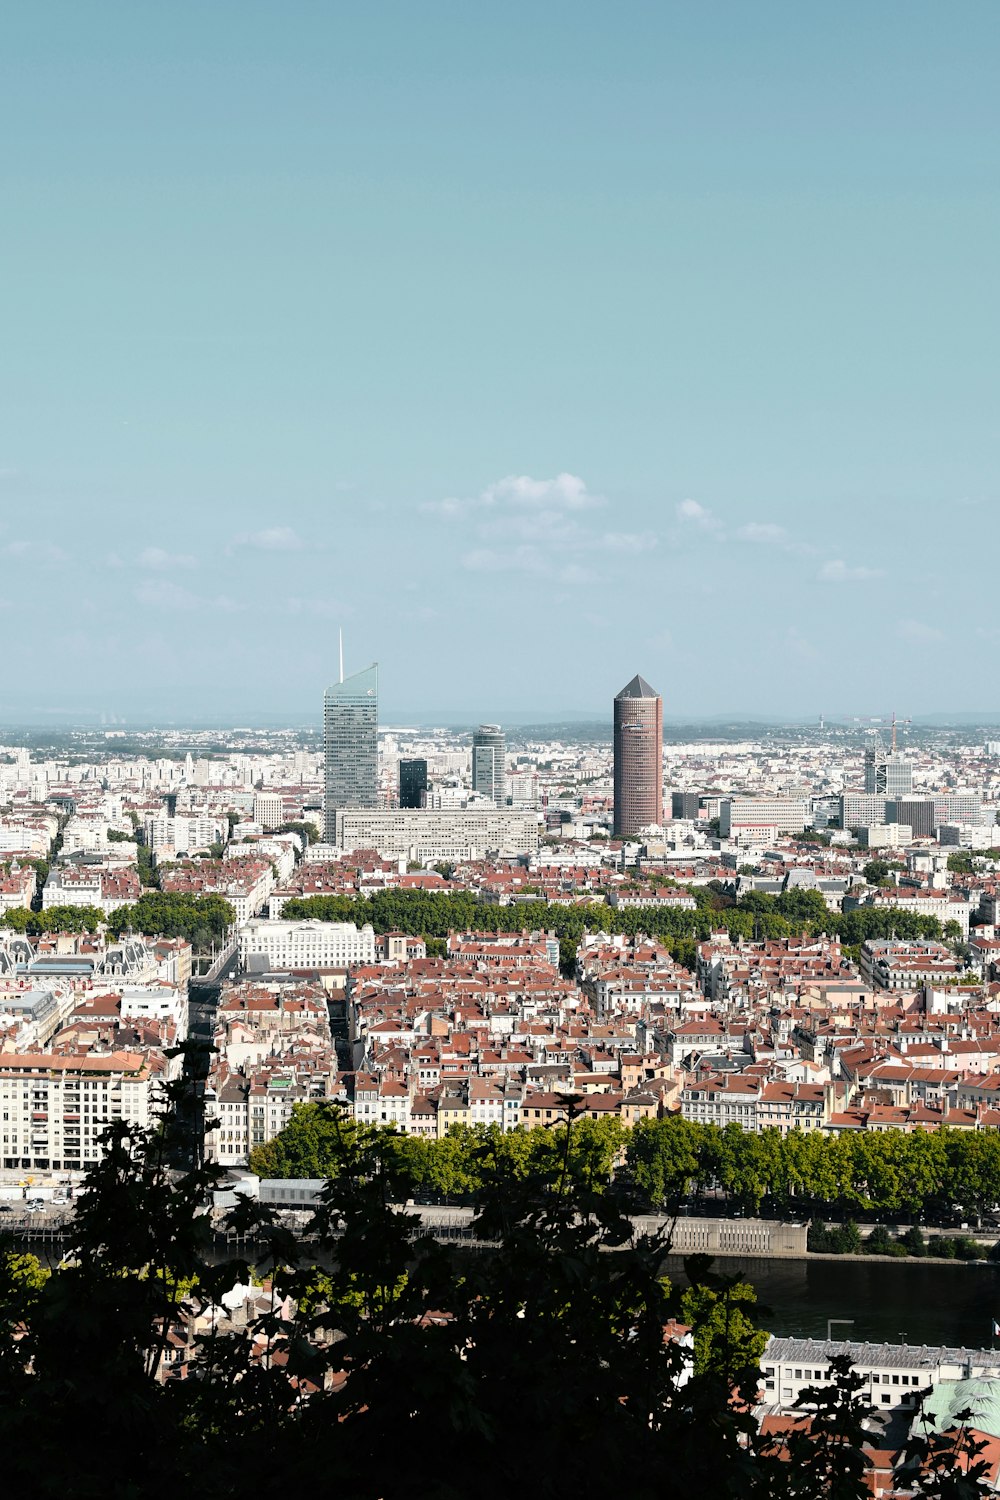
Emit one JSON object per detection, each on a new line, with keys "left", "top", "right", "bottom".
{"left": 398, "top": 757, "right": 428, "bottom": 809}
{"left": 323, "top": 663, "right": 378, "bottom": 841}
{"left": 472, "top": 724, "right": 506, "bottom": 807}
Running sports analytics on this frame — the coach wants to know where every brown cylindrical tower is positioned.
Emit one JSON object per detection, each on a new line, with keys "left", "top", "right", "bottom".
{"left": 613, "top": 674, "right": 663, "bottom": 837}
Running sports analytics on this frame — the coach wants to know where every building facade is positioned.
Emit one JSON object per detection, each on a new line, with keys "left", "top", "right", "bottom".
{"left": 323, "top": 663, "right": 379, "bottom": 841}
{"left": 613, "top": 675, "right": 663, "bottom": 837}
{"left": 471, "top": 725, "right": 506, "bottom": 807}
{"left": 331, "top": 807, "right": 539, "bottom": 860}
{"left": 719, "top": 799, "right": 809, "bottom": 836}
{"left": 398, "top": 758, "right": 428, "bottom": 809}
{"left": 864, "top": 749, "right": 913, "bottom": 797}
{"left": 252, "top": 792, "right": 284, "bottom": 830}
{"left": 236, "top": 918, "right": 377, "bottom": 970}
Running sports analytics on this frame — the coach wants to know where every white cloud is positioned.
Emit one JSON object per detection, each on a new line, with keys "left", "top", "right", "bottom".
{"left": 895, "top": 618, "right": 944, "bottom": 644}
{"left": 600, "top": 531, "right": 658, "bottom": 553}
{"left": 134, "top": 579, "right": 197, "bottom": 611}
{"left": 818, "top": 559, "right": 884, "bottom": 583}
{"left": 138, "top": 546, "right": 197, "bottom": 571}
{"left": 426, "top": 472, "right": 656, "bottom": 587}
{"left": 461, "top": 546, "right": 548, "bottom": 576}
{"left": 424, "top": 472, "right": 602, "bottom": 520}
{"left": 135, "top": 580, "right": 243, "bottom": 613}
{"left": 233, "top": 526, "right": 303, "bottom": 551}
{"left": 737, "top": 522, "right": 787, "bottom": 544}
{"left": 675, "top": 498, "right": 723, "bottom": 533}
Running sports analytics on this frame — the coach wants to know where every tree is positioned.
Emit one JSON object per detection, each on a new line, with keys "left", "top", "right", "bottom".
{"left": 680, "top": 1271, "right": 769, "bottom": 1384}
{"left": 902, "top": 1225, "right": 927, "bottom": 1257}
{"left": 947, "top": 851, "right": 975, "bottom": 875}
{"left": 863, "top": 859, "right": 891, "bottom": 886}
{"left": 107, "top": 891, "right": 235, "bottom": 946}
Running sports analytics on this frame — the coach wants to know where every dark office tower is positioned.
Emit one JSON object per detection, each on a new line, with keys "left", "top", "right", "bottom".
{"left": 613, "top": 675, "right": 663, "bottom": 838}
{"left": 323, "top": 662, "right": 378, "bottom": 842}
{"left": 472, "top": 724, "right": 506, "bottom": 807}
{"left": 671, "top": 791, "right": 700, "bottom": 820}
{"left": 888, "top": 799, "right": 936, "bottom": 838}
{"left": 399, "top": 757, "right": 428, "bottom": 809}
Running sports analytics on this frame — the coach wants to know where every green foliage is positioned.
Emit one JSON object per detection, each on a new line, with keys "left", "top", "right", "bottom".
{"left": 829, "top": 1221, "right": 862, "bottom": 1255}
{"left": 0, "top": 1104, "right": 990, "bottom": 1498}
{"left": 252, "top": 1105, "right": 627, "bottom": 1200}
{"left": 946, "top": 851, "right": 975, "bottom": 875}
{"left": 902, "top": 1224, "right": 926, "bottom": 1257}
{"left": 863, "top": 859, "right": 891, "bottom": 886}
{"left": 254, "top": 1107, "right": 1000, "bottom": 1242}
{"left": 107, "top": 891, "right": 235, "bottom": 947}
{"left": 1, "top": 904, "right": 104, "bottom": 934}
{"left": 276, "top": 886, "right": 945, "bottom": 958}
{"left": 865, "top": 1224, "right": 906, "bottom": 1257}
{"left": 680, "top": 1274, "right": 769, "bottom": 1380}
{"left": 106, "top": 828, "right": 132, "bottom": 843}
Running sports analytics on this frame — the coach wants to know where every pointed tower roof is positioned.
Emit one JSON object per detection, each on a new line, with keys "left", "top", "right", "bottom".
{"left": 616, "top": 674, "right": 659, "bottom": 700}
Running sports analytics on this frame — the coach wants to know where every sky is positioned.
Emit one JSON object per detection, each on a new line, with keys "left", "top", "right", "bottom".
{"left": 1, "top": 2, "right": 998, "bottom": 725}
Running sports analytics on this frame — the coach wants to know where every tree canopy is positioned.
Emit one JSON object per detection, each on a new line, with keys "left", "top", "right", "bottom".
{"left": 3, "top": 1106, "right": 984, "bottom": 1500}
{"left": 106, "top": 891, "right": 235, "bottom": 946}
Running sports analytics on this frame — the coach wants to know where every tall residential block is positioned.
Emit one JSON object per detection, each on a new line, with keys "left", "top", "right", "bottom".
{"left": 613, "top": 674, "right": 663, "bottom": 837}
{"left": 399, "top": 757, "right": 428, "bottom": 809}
{"left": 472, "top": 725, "right": 506, "bottom": 807}
{"left": 323, "top": 663, "right": 378, "bottom": 842}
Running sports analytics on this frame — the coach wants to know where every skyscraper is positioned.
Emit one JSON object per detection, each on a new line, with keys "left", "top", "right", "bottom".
{"left": 471, "top": 724, "right": 506, "bottom": 807}
{"left": 863, "top": 746, "right": 913, "bottom": 797}
{"left": 398, "top": 757, "right": 428, "bottom": 809}
{"left": 613, "top": 675, "right": 663, "bottom": 837}
{"left": 323, "top": 662, "right": 378, "bottom": 842}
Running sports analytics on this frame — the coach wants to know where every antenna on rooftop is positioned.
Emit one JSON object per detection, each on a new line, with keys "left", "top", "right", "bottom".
{"left": 339, "top": 628, "right": 344, "bottom": 685}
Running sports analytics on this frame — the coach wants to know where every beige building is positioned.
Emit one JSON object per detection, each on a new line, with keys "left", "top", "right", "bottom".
{"left": 0, "top": 1050, "right": 156, "bottom": 1172}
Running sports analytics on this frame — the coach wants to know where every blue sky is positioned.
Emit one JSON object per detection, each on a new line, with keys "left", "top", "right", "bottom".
{"left": 1, "top": 2, "right": 998, "bottom": 723}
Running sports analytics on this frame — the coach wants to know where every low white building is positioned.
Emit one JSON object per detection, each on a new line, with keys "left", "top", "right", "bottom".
{"left": 237, "top": 918, "right": 377, "bottom": 971}
{"left": 762, "top": 1336, "right": 1000, "bottom": 1414}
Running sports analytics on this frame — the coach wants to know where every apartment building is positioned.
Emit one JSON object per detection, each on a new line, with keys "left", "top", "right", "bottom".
{"left": 0, "top": 1050, "right": 157, "bottom": 1171}
{"left": 144, "top": 815, "right": 227, "bottom": 857}
{"left": 332, "top": 807, "right": 539, "bottom": 860}
{"left": 719, "top": 799, "right": 809, "bottom": 836}
{"left": 42, "top": 864, "right": 141, "bottom": 915}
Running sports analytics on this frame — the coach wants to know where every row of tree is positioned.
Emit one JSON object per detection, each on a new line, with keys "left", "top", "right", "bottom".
{"left": 251, "top": 1106, "right": 1000, "bottom": 1223}
{"left": 808, "top": 1220, "right": 995, "bottom": 1260}
{"left": 279, "top": 884, "right": 946, "bottom": 970}
{"left": 0, "top": 903, "right": 105, "bottom": 934}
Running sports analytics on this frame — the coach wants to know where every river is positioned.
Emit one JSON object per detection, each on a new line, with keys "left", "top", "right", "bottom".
{"left": 662, "top": 1255, "right": 1000, "bottom": 1349}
